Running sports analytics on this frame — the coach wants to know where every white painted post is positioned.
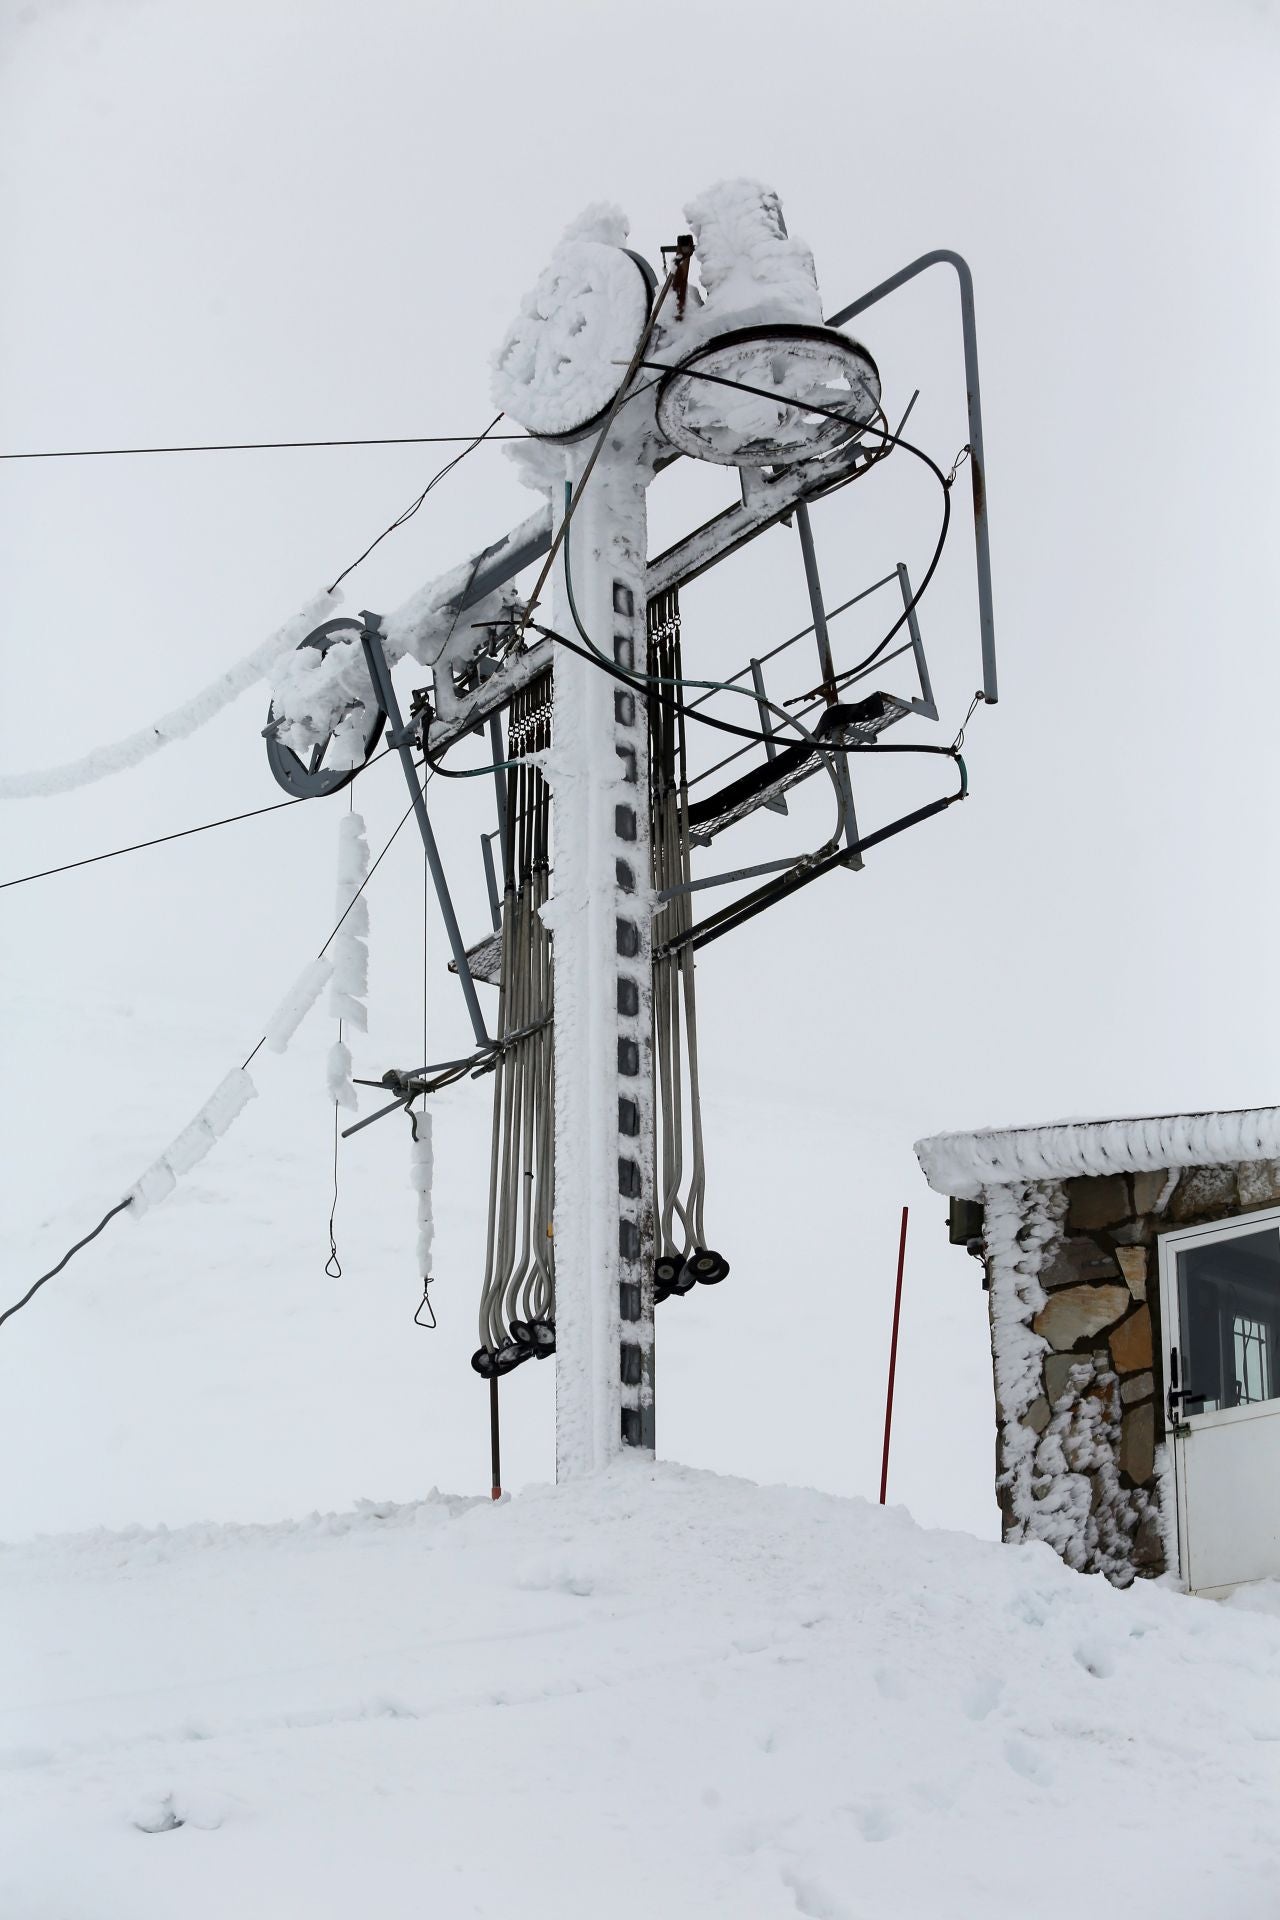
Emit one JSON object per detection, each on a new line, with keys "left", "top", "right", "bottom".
{"left": 545, "top": 446, "right": 655, "bottom": 1479}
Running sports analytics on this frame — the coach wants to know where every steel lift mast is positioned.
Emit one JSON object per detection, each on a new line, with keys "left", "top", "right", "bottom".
{"left": 264, "top": 188, "right": 997, "bottom": 1485}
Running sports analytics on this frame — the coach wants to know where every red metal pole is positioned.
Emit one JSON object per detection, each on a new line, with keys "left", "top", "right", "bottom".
{"left": 879, "top": 1206, "right": 909, "bottom": 1504}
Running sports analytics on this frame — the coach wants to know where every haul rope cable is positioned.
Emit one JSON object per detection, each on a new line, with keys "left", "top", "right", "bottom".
{"left": 0, "top": 789, "right": 420, "bottom": 1330}
{"left": 0, "top": 745, "right": 400, "bottom": 892}
{"left": 328, "top": 414, "right": 507, "bottom": 594}
{"left": 1, "top": 420, "right": 504, "bottom": 804}
{"left": 0, "top": 392, "right": 551, "bottom": 1322}
{"left": 0, "top": 430, "right": 531, "bottom": 461}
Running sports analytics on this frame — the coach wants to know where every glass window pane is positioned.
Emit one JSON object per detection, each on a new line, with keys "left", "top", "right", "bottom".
{"left": 1176, "top": 1226, "right": 1280, "bottom": 1413}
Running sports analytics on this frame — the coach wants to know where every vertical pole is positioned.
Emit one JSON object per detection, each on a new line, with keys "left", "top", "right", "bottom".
{"left": 489, "top": 1376, "right": 502, "bottom": 1500}
{"left": 547, "top": 452, "right": 655, "bottom": 1478}
{"left": 879, "top": 1206, "right": 909, "bottom": 1504}
{"left": 359, "top": 625, "right": 491, "bottom": 1049}
{"left": 793, "top": 503, "right": 861, "bottom": 869}
{"left": 486, "top": 710, "right": 511, "bottom": 887}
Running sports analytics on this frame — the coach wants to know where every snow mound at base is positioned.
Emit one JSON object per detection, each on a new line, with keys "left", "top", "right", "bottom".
{"left": 3, "top": 1463, "right": 1279, "bottom": 1918}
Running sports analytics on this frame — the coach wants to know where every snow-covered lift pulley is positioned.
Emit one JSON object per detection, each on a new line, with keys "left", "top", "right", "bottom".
{"left": 264, "top": 616, "right": 386, "bottom": 799}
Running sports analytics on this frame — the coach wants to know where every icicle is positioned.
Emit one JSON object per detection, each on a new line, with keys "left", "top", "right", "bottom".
{"left": 409, "top": 1110, "right": 434, "bottom": 1277}
{"left": 326, "top": 813, "right": 370, "bottom": 1105}
{"left": 327, "top": 1039, "right": 358, "bottom": 1111}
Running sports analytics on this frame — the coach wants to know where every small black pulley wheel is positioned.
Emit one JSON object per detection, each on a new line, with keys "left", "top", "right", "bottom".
{"left": 264, "top": 617, "right": 387, "bottom": 798}
{"left": 682, "top": 1248, "right": 730, "bottom": 1286}
{"left": 530, "top": 1319, "right": 557, "bottom": 1356}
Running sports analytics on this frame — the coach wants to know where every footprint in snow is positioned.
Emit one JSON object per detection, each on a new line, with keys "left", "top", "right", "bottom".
{"left": 962, "top": 1672, "right": 1004, "bottom": 1721}
{"left": 1003, "top": 1736, "right": 1053, "bottom": 1786}
{"left": 133, "top": 1795, "right": 183, "bottom": 1835}
{"left": 1073, "top": 1640, "right": 1117, "bottom": 1679}
{"left": 850, "top": 1801, "right": 899, "bottom": 1843}
{"left": 130, "top": 1788, "right": 228, "bottom": 1834}
{"left": 873, "top": 1664, "right": 907, "bottom": 1701}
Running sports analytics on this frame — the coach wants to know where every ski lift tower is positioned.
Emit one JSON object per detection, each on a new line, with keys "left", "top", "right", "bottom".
{"left": 493, "top": 191, "right": 891, "bottom": 1475}
{"left": 264, "top": 179, "right": 996, "bottom": 1489}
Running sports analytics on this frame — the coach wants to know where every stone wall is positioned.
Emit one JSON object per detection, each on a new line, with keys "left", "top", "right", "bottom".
{"left": 984, "top": 1158, "right": 1280, "bottom": 1585}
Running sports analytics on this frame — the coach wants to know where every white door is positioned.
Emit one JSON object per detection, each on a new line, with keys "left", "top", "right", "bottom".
{"left": 1159, "top": 1207, "right": 1280, "bottom": 1597}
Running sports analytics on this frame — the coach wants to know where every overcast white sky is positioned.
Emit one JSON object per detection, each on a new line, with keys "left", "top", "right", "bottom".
{"left": 2, "top": 0, "right": 1278, "bottom": 1542}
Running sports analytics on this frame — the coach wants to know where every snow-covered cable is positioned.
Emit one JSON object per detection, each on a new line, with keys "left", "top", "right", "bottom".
{"left": 0, "top": 592, "right": 335, "bottom": 800}
{"left": 263, "top": 956, "right": 335, "bottom": 1055}
{"left": 126, "top": 1069, "right": 258, "bottom": 1218}
{"left": 128, "top": 946, "right": 337, "bottom": 1219}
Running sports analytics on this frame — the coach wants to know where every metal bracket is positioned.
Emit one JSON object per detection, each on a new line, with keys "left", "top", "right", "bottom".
{"left": 357, "top": 614, "right": 491, "bottom": 1049}
{"left": 827, "top": 250, "right": 996, "bottom": 704}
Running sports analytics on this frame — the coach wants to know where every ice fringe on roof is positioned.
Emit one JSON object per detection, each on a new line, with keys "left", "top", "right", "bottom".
{"left": 915, "top": 1105, "right": 1280, "bottom": 1199}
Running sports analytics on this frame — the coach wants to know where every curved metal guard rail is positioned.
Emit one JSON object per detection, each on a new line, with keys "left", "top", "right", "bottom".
{"left": 828, "top": 250, "right": 996, "bottom": 705}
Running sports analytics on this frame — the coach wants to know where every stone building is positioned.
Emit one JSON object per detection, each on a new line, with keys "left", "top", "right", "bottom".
{"left": 916, "top": 1109, "right": 1280, "bottom": 1595}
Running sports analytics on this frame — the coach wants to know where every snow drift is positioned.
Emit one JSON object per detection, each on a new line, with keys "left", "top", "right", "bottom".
{"left": 3, "top": 1463, "right": 1279, "bottom": 1918}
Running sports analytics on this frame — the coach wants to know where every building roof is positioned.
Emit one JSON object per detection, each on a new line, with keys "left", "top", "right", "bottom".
{"left": 915, "top": 1106, "right": 1280, "bottom": 1199}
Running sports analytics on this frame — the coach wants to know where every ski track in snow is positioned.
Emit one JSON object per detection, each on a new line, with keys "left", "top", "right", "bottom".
{"left": 3, "top": 1462, "right": 1280, "bottom": 1919}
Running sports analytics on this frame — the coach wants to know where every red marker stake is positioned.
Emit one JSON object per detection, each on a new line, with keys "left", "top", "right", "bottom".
{"left": 879, "top": 1206, "right": 909, "bottom": 1505}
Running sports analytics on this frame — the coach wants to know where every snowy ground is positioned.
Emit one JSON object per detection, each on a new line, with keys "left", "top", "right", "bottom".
{"left": 4, "top": 1461, "right": 1280, "bottom": 1919}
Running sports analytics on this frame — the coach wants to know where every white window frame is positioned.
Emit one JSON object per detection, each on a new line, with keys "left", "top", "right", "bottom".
{"left": 1157, "top": 1203, "right": 1280, "bottom": 1587}
{"left": 1158, "top": 1204, "right": 1280, "bottom": 1427}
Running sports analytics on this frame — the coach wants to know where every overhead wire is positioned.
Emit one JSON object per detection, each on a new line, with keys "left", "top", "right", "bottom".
{"left": 631, "top": 357, "right": 956, "bottom": 701}
{"left": 327, "top": 414, "right": 507, "bottom": 593}
{"left": 0, "top": 745, "right": 396, "bottom": 892}
{"left": 0, "top": 787, "right": 420, "bottom": 1333}
{"left": 0, "top": 1199, "right": 133, "bottom": 1333}
{"left": 1, "top": 430, "right": 529, "bottom": 461}
{"left": 418, "top": 377, "right": 967, "bottom": 856}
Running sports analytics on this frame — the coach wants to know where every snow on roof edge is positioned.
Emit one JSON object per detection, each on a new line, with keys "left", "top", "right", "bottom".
{"left": 915, "top": 1105, "right": 1280, "bottom": 1199}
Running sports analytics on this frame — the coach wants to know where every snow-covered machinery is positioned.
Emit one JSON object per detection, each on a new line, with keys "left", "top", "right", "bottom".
{"left": 262, "top": 180, "right": 998, "bottom": 1481}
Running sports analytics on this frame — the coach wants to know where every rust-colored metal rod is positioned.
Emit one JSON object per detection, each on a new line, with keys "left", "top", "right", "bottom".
{"left": 879, "top": 1207, "right": 909, "bottom": 1505}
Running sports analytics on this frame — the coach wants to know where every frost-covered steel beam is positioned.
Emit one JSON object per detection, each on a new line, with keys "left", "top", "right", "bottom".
{"left": 645, "top": 439, "right": 868, "bottom": 600}
{"left": 544, "top": 461, "right": 655, "bottom": 1476}
{"left": 426, "top": 445, "right": 872, "bottom": 755}
{"left": 427, "top": 636, "right": 555, "bottom": 755}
